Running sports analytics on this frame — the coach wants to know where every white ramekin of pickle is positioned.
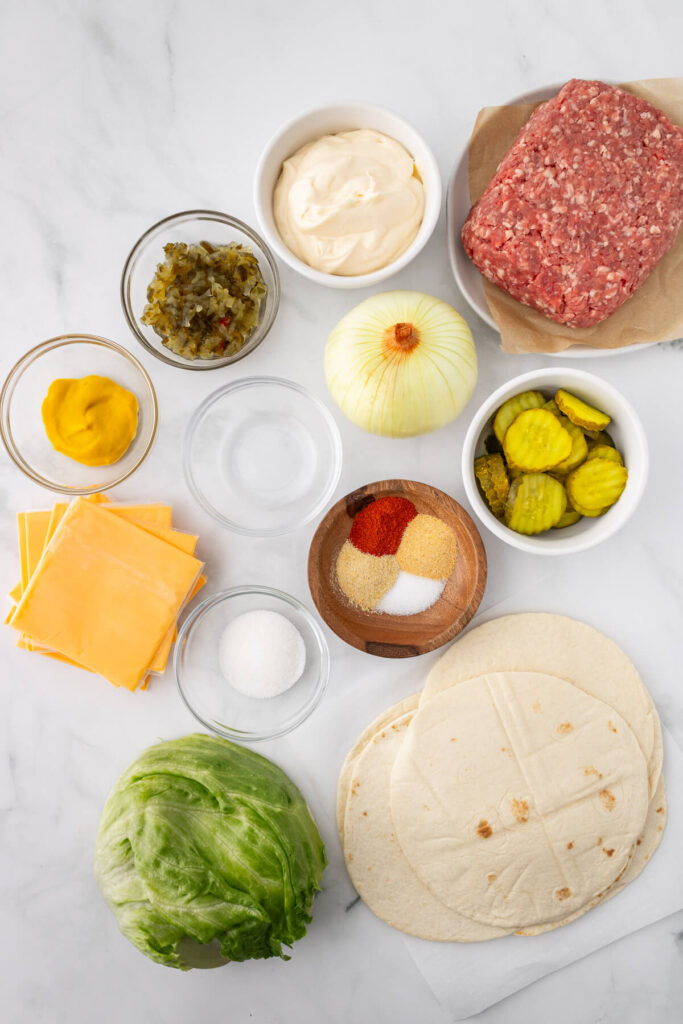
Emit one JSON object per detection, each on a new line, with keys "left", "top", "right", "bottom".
{"left": 462, "top": 368, "right": 648, "bottom": 555}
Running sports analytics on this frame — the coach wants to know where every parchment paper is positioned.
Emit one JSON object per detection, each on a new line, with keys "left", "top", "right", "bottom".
{"left": 466, "top": 78, "right": 683, "bottom": 353}
{"left": 402, "top": 725, "right": 683, "bottom": 1019}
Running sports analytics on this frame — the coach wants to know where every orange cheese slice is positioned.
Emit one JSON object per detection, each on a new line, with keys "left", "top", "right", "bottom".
{"left": 17, "top": 514, "right": 29, "bottom": 592}
{"left": 11, "top": 504, "right": 171, "bottom": 648}
{"left": 26, "top": 511, "right": 54, "bottom": 574}
{"left": 106, "top": 504, "right": 173, "bottom": 528}
{"left": 9, "top": 501, "right": 107, "bottom": 606}
{"left": 148, "top": 573, "right": 207, "bottom": 674}
{"left": 137, "top": 526, "right": 201, "bottom": 674}
{"left": 10, "top": 498, "right": 205, "bottom": 684}
{"left": 11, "top": 503, "right": 175, "bottom": 616}
{"left": 11, "top": 498, "right": 203, "bottom": 691}
{"left": 45, "top": 501, "right": 69, "bottom": 546}
{"left": 10, "top": 502, "right": 70, "bottom": 604}
{"left": 128, "top": 522, "right": 196, "bottom": 554}
{"left": 10, "top": 511, "right": 53, "bottom": 646}
{"left": 25, "top": 510, "right": 53, "bottom": 649}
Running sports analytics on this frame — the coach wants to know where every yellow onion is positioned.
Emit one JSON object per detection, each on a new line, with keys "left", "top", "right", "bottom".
{"left": 324, "top": 291, "right": 477, "bottom": 437}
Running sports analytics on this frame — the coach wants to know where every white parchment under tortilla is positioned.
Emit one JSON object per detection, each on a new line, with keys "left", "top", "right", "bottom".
{"left": 467, "top": 78, "right": 683, "bottom": 353}
{"left": 401, "top": 725, "right": 682, "bottom": 1019}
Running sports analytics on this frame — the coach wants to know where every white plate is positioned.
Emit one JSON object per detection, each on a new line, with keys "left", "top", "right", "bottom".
{"left": 447, "top": 84, "right": 658, "bottom": 359}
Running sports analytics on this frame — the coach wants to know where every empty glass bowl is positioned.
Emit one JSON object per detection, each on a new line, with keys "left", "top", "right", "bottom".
{"left": 0, "top": 334, "right": 158, "bottom": 494}
{"left": 175, "top": 586, "right": 330, "bottom": 742}
{"left": 183, "top": 376, "right": 343, "bottom": 535}
{"left": 120, "top": 210, "right": 280, "bottom": 370}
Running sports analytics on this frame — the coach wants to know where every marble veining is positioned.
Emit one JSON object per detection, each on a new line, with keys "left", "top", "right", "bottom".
{"left": 1, "top": 1, "right": 682, "bottom": 1022}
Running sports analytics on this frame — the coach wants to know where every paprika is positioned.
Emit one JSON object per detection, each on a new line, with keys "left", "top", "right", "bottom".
{"left": 349, "top": 496, "right": 417, "bottom": 556}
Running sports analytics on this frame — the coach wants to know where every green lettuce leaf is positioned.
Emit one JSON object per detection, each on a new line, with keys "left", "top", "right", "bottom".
{"left": 94, "top": 734, "right": 326, "bottom": 969}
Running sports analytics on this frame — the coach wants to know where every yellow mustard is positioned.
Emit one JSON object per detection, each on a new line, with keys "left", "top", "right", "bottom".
{"left": 41, "top": 375, "right": 139, "bottom": 466}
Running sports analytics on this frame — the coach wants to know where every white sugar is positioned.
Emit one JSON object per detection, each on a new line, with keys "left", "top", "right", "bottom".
{"left": 219, "top": 609, "right": 306, "bottom": 699}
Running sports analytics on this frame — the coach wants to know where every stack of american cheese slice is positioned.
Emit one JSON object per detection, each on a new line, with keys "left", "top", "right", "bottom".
{"left": 6, "top": 493, "right": 205, "bottom": 691}
{"left": 338, "top": 614, "right": 665, "bottom": 940}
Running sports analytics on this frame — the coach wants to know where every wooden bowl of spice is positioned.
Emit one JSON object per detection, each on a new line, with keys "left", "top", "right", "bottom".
{"left": 308, "top": 479, "right": 487, "bottom": 658}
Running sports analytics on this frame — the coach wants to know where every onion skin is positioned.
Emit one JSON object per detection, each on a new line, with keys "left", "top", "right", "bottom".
{"left": 325, "top": 290, "right": 477, "bottom": 438}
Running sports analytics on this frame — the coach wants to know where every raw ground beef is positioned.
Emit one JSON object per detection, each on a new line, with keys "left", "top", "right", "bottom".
{"left": 461, "top": 79, "right": 683, "bottom": 328}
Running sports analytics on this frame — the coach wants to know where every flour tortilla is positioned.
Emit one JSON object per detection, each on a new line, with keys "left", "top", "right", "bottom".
{"left": 343, "top": 707, "right": 510, "bottom": 941}
{"left": 391, "top": 672, "right": 650, "bottom": 930}
{"left": 421, "top": 614, "right": 662, "bottom": 796}
{"left": 518, "top": 774, "right": 667, "bottom": 935}
{"left": 339, "top": 707, "right": 665, "bottom": 940}
{"left": 336, "top": 693, "right": 420, "bottom": 841}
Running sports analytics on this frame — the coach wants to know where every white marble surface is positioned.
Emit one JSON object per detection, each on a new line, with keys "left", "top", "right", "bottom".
{"left": 1, "top": 1, "right": 683, "bottom": 1021}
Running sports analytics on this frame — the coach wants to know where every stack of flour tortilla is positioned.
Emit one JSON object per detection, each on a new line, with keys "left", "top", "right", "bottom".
{"left": 337, "top": 614, "right": 666, "bottom": 940}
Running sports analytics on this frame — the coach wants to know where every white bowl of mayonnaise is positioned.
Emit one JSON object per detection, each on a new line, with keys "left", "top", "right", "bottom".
{"left": 254, "top": 103, "right": 441, "bottom": 288}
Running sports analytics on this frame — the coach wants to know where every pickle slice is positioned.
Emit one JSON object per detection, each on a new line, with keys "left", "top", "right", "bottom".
{"left": 555, "top": 389, "right": 611, "bottom": 432}
{"left": 474, "top": 454, "right": 509, "bottom": 519}
{"left": 566, "top": 460, "right": 628, "bottom": 512}
{"left": 505, "top": 473, "right": 567, "bottom": 535}
{"left": 586, "top": 430, "right": 616, "bottom": 447}
{"left": 493, "top": 391, "right": 545, "bottom": 444}
{"left": 553, "top": 506, "right": 582, "bottom": 529}
{"left": 503, "top": 409, "right": 573, "bottom": 471}
{"left": 541, "top": 402, "right": 588, "bottom": 473}
{"left": 586, "top": 444, "right": 623, "bottom": 465}
{"left": 553, "top": 415, "right": 589, "bottom": 474}
{"left": 567, "top": 498, "right": 607, "bottom": 518}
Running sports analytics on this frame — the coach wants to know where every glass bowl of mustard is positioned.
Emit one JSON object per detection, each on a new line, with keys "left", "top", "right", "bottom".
{"left": 0, "top": 334, "right": 158, "bottom": 495}
{"left": 121, "top": 210, "right": 280, "bottom": 370}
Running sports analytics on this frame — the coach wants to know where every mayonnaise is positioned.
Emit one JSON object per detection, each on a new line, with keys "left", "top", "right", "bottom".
{"left": 273, "top": 129, "right": 425, "bottom": 276}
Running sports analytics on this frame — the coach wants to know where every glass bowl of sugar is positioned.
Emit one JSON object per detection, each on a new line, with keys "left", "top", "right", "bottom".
{"left": 175, "top": 586, "right": 330, "bottom": 741}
